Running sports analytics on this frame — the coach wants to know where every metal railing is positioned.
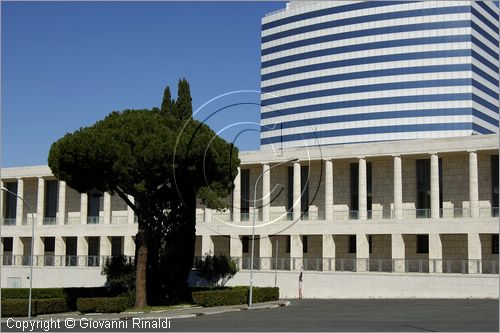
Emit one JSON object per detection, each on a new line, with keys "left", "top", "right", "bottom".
{"left": 440, "top": 208, "right": 470, "bottom": 218}
{"left": 87, "top": 216, "right": 102, "bottom": 224}
{"left": 2, "top": 218, "right": 16, "bottom": 226}
{"left": 0, "top": 255, "right": 134, "bottom": 267}
{"left": 43, "top": 217, "right": 57, "bottom": 225}
{"left": 111, "top": 216, "right": 128, "bottom": 224}
{"left": 480, "top": 207, "right": 499, "bottom": 218}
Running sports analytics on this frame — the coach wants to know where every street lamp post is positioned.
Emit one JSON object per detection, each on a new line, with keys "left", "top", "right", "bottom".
{"left": 249, "top": 158, "right": 298, "bottom": 307}
{"left": 1, "top": 187, "right": 35, "bottom": 319}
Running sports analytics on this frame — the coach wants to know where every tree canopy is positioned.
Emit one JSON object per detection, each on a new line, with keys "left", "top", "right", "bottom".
{"left": 48, "top": 80, "right": 239, "bottom": 307}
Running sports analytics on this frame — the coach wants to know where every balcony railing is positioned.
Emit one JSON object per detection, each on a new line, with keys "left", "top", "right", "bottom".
{"left": 0, "top": 255, "right": 134, "bottom": 267}
{"left": 87, "top": 216, "right": 102, "bottom": 224}
{"left": 2, "top": 218, "right": 16, "bottom": 226}
{"left": 43, "top": 217, "right": 57, "bottom": 225}
{"left": 480, "top": 207, "right": 499, "bottom": 218}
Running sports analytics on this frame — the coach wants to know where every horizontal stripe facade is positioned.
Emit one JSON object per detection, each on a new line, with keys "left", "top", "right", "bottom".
{"left": 260, "top": 1, "right": 499, "bottom": 148}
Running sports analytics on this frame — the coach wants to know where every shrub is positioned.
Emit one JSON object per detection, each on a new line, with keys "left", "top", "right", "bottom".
{"left": 102, "top": 255, "right": 135, "bottom": 294}
{"left": 1, "top": 298, "right": 68, "bottom": 317}
{"left": 252, "top": 287, "right": 279, "bottom": 303}
{"left": 76, "top": 297, "right": 128, "bottom": 313}
{"left": 1, "top": 288, "right": 65, "bottom": 300}
{"left": 195, "top": 254, "right": 238, "bottom": 287}
{"left": 63, "top": 287, "right": 114, "bottom": 310}
{"left": 191, "top": 287, "right": 279, "bottom": 307}
{"left": 34, "top": 298, "right": 68, "bottom": 315}
{"left": 192, "top": 288, "right": 247, "bottom": 307}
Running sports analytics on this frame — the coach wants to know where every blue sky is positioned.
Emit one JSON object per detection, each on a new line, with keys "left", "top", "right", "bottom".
{"left": 1, "top": 1, "right": 285, "bottom": 167}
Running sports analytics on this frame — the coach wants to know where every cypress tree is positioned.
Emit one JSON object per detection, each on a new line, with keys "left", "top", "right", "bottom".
{"left": 174, "top": 78, "right": 192, "bottom": 121}
{"left": 160, "top": 86, "right": 173, "bottom": 114}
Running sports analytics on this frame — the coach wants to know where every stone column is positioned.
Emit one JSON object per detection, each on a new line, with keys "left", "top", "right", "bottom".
{"left": 57, "top": 181, "right": 66, "bottom": 225}
{"left": 392, "top": 233, "right": 405, "bottom": 272}
{"left": 36, "top": 177, "right": 45, "bottom": 225}
{"left": 259, "top": 235, "right": 273, "bottom": 270}
{"left": 356, "top": 234, "right": 369, "bottom": 271}
{"left": 325, "top": 160, "right": 334, "bottom": 221}
{"left": 80, "top": 193, "right": 88, "bottom": 225}
{"left": 232, "top": 167, "right": 241, "bottom": 223}
{"left": 262, "top": 164, "right": 271, "bottom": 223}
{"left": 290, "top": 235, "right": 303, "bottom": 270}
{"left": 77, "top": 236, "right": 88, "bottom": 266}
{"left": 16, "top": 178, "right": 24, "bottom": 226}
{"left": 358, "top": 157, "right": 367, "bottom": 220}
{"left": 0, "top": 180, "right": 3, "bottom": 224}
{"left": 126, "top": 195, "right": 135, "bottom": 224}
{"left": 322, "top": 234, "right": 335, "bottom": 271}
{"left": 230, "top": 235, "right": 243, "bottom": 270}
{"left": 12, "top": 236, "right": 24, "bottom": 265}
{"left": 469, "top": 151, "right": 479, "bottom": 218}
{"left": 393, "top": 155, "right": 403, "bottom": 220}
{"left": 124, "top": 236, "right": 136, "bottom": 257}
{"left": 100, "top": 236, "right": 111, "bottom": 257}
{"left": 33, "top": 237, "right": 44, "bottom": 256}
{"left": 293, "top": 161, "right": 301, "bottom": 221}
{"left": 429, "top": 233, "right": 442, "bottom": 273}
{"left": 103, "top": 192, "right": 111, "bottom": 224}
{"left": 201, "top": 235, "right": 214, "bottom": 256}
{"left": 467, "top": 233, "right": 482, "bottom": 274}
{"left": 204, "top": 208, "right": 212, "bottom": 223}
{"left": 430, "top": 154, "right": 440, "bottom": 219}
{"left": 54, "top": 236, "right": 65, "bottom": 257}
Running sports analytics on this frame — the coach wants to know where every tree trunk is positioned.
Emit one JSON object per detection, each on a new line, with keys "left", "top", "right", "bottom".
{"left": 135, "top": 227, "right": 148, "bottom": 308}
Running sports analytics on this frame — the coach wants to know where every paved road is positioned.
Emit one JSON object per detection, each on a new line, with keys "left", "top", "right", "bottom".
{"left": 2, "top": 299, "right": 498, "bottom": 332}
{"left": 170, "top": 299, "right": 500, "bottom": 332}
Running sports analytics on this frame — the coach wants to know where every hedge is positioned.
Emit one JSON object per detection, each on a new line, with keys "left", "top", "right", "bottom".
{"left": 1, "top": 288, "right": 65, "bottom": 300}
{"left": 1, "top": 298, "right": 68, "bottom": 317}
{"left": 76, "top": 297, "right": 128, "bottom": 313}
{"left": 192, "top": 287, "right": 279, "bottom": 307}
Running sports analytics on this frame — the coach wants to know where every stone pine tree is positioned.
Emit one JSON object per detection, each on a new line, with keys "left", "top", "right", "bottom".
{"left": 48, "top": 83, "right": 239, "bottom": 308}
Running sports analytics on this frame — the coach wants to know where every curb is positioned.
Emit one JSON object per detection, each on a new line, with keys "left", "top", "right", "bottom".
{"left": 0, "top": 301, "right": 289, "bottom": 323}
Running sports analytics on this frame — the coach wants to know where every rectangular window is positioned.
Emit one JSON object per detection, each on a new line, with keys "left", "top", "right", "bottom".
{"left": 4, "top": 182, "right": 17, "bottom": 219}
{"left": 111, "top": 237, "right": 123, "bottom": 257}
{"left": 87, "top": 237, "right": 100, "bottom": 267}
{"left": 240, "top": 169, "right": 250, "bottom": 220}
{"left": 44, "top": 237, "right": 55, "bottom": 252}
{"left": 65, "top": 237, "right": 77, "bottom": 266}
{"left": 416, "top": 159, "right": 442, "bottom": 212}
{"left": 3, "top": 237, "right": 13, "bottom": 252}
{"left": 367, "top": 162, "right": 372, "bottom": 211}
{"left": 492, "top": 155, "right": 499, "bottom": 211}
{"left": 242, "top": 236, "right": 249, "bottom": 253}
{"left": 368, "top": 235, "right": 372, "bottom": 254}
{"left": 416, "top": 235, "right": 429, "bottom": 254}
{"left": 44, "top": 180, "right": 58, "bottom": 218}
{"left": 287, "top": 166, "right": 293, "bottom": 215}
{"left": 302, "top": 235, "right": 308, "bottom": 253}
{"left": 350, "top": 164, "right": 358, "bottom": 211}
{"left": 301, "top": 166, "right": 309, "bottom": 215}
{"left": 416, "top": 160, "right": 431, "bottom": 210}
{"left": 286, "top": 236, "right": 290, "bottom": 253}
{"left": 87, "top": 191, "right": 102, "bottom": 217}
{"left": 348, "top": 235, "right": 356, "bottom": 254}
{"left": 492, "top": 234, "right": 499, "bottom": 254}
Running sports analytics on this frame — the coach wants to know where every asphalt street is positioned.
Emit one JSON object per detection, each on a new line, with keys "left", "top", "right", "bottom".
{"left": 2, "top": 299, "right": 498, "bottom": 332}
{"left": 169, "top": 299, "right": 499, "bottom": 332}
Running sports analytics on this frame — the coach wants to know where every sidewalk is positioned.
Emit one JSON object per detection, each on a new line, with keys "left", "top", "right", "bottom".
{"left": 1, "top": 300, "right": 291, "bottom": 322}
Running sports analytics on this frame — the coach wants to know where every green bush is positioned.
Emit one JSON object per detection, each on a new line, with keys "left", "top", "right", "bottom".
{"left": 252, "top": 287, "right": 279, "bottom": 303}
{"left": 1, "top": 288, "right": 65, "bottom": 300}
{"left": 191, "top": 287, "right": 279, "bottom": 307}
{"left": 1, "top": 298, "right": 68, "bottom": 317}
{"left": 76, "top": 297, "right": 128, "bottom": 313}
{"left": 192, "top": 288, "right": 247, "bottom": 307}
{"left": 63, "top": 287, "right": 115, "bottom": 310}
{"left": 195, "top": 254, "right": 238, "bottom": 287}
